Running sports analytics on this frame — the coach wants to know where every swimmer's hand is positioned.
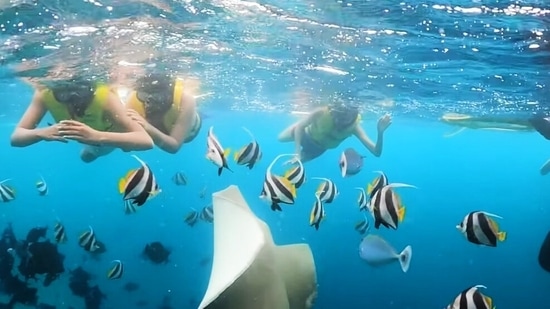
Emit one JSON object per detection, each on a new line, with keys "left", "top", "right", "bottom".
{"left": 377, "top": 113, "right": 392, "bottom": 133}
{"left": 127, "top": 109, "right": 148, "bottom": 127}
{"left": 58, "top": 120, "right": 101, "bottom": 145}
{"left": 38, "top": 123, "right": 68, "bottom": 143}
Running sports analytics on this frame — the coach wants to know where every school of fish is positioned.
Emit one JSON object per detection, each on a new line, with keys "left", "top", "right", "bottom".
{"left": 1, "top": 124, "right": 504, "bottom": 308}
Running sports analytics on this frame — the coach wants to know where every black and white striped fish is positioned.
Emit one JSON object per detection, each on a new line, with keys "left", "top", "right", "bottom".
{"left": 354, "top": 187, "right": 369, "bottom": 211}
{"left": 107, "top": 260, "right": 124, "bottom": 280}
{"left": 53, "top": 220, "right": 67, "bottom": 243}
{"left": 284, "top": 157, "right": 306, "bottom": 189}
{"left": 0, "top": 179, "right": 15, "bottom": 202}
{"left": 354, "top": 215, "right": 370, "bottom": 235}
{"left": 78, "top": 226, "right": 100, "bottom": 252}
{"left": 309, "top": 194, "right": 325, "bottom": 230}
{"left": 312, "top": 177, "right": 338, "bottom": 203}
{"left": 370, "top": 183, "right": 416, "bottom": 230}
{"left": 446, "top": 285, "right": 495, "bottom": 309}
{"left": 234, "top": 127, "right": 262, "bottom": 169}
{"left": 206, "top": 126, "right": 232, "bottom": 176}
{"left": 367, "top": 171, "right": 389, "bottom": 199}
{"left": 199, "top": 205, "right": 213, "bottom": 223}
{"left": 118, "top": 155, "right": 161, "bottom": 207}
{"left": 456, "top": 211, "right": 507, "bottom": 247}
{"left": 36, "top": 175, "right": 48, "bottom": 196}
{"left": 260, "top": 154, "right": 297, "bottom": 211}
{"left": 184, "top": 210, "right": 199, "bottom": 227}
{"left": 172, "top": 172, "right": 188, "bottom": 186}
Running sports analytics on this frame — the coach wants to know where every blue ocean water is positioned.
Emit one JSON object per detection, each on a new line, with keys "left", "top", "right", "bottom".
{"left": 0, "top": 0, "right": 549, "bottom": 308}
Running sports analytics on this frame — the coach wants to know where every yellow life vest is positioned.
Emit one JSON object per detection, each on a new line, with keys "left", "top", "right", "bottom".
{"left": 126, "top": 78, "right": 184, "bottom": 134}
{"left": 307, "top": 107, "right": 361, "bottom": 149}
{"left": 42, "top": 84, "right": 113, "bottom": 132}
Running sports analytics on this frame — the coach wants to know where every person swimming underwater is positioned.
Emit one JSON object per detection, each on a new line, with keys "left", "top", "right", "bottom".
{"left": 440, "top": 112, "right": 550, "bottom": 175}
{"left": 278, "top": 101, "right": 392, "bottom": 163}
{"left": 529, "top": 115, "right": 550, "bottom": 175}
{"left": 125, "top": 74, "right": 202, "bottom": 154}
{"left": 10, "top": 78, "right": 153, "bottom": 162}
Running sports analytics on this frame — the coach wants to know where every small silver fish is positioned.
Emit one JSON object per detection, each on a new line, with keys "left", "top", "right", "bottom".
{"left": 184, "top": 210, "right": 199, "bottom": 227}
{"left": 340, "top": 148, "right": 365, "bottom": 177}
{"left": 107, "top": 260, "right": 124, "bottom": 280}
{"left": 0, "top": 179, "right": 15, "bottom": 202}
{"left": 199, "top": 205, "right": 214, "bottom": 223}
{"left": 36, "top": 175, "right": 48, "bottom": 196}
{"left": 172, "top": 172, "right": 188, "bottom": 186}
{"left": 354, "top": 215, "right": 370, "bottom": 235}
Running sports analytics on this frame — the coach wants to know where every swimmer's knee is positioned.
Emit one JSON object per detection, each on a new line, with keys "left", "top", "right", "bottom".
{"left": 80, "top": 149, "right": 98, "bottom": 163}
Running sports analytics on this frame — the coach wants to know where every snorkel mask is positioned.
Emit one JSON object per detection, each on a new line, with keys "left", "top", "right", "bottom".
{"left": 135, "top": 74, "right": 174, "bottom": 116}
{"left": 329, "top": 102, "right": 359, "bottom": 130}
{"left": 52, "top": 80, "right": 95, "bottom": 110}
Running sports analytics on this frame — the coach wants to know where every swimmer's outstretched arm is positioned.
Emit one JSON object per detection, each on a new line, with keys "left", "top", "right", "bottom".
{"left": 10, "top": 90, "right": 66, "bottom": 147}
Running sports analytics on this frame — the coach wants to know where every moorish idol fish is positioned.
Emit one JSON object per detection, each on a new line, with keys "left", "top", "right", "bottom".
{"left": 260, "top": 154, "right": 297, "bottom": 211}
{"left": 199, "top": 205, "right": 214, "bottom": 223}
{"left": 107, "top": 260, "right": 124, "bottom": 280}
{"left": 206, "top": 126, "right": 232, "bottom": 176}
{"left": 184, "top": 209, "right": 199, "bottom": 227}
{"left": 309, "top": 193, "right": 325, "bottom": 230}
{"left": 234, "top": 127, "right": 262, "bottom": 169}
{"left": 312, "top": 177, "right": 338, "bottom": 203}
{"left": 78, "top": 226, "right": 100, "bottom": 252}
{"left": 367, "top": 171, "right": 389, "bottom": 199}
{"left": 172, "top": 171, "right": 188, "bottom": 186}
{"left": 53, "top": 220, "right": 67, "bottom": 243}
{"left": 284, "top": 156, "right": 306, "bottom": 189}
{"left": 36, "top": 175, "right": 48, "bottom": 196}
{"left": 354, "top": 214, "right": 370, "bottom": 235}
{"left": 456, "top": 211, "right": 506, "bottom": 247}
{"left": 118, "top": 155, "right": 161, "bottom": 207}
{"left": 370, "top": 183, "right": 416, "bottom": 230}
{"left": 354, "top": 187, "right": 369, "bottom": 212}
{"left": 445, "top": 285, "right": 495, "bottom": 309}
{"left": 0, "top": 179, "right": 15, "bottom": 202}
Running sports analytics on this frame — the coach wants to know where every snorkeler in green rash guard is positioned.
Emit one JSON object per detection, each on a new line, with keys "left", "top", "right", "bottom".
{"left": 441, "top": 112, "right": 550, "bottom": 175}
{"left": 10, "top": 79, "right": 153, "bottom": 163}
{"left": 278, "top": 102, "right": 392, "bottom": 163}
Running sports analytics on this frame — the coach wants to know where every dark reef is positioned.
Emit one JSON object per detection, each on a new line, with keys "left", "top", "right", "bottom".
{"left": 142, "top": 241, "right": 171, "bottom": 264}
{"left": 0, "top": 223, "right": 106, "bottom": 309}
